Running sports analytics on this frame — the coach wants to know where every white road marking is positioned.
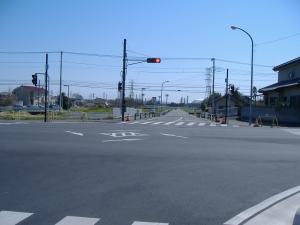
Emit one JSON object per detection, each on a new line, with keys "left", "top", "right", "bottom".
{"left": 233, "top": 125, "right": 240, "bottom": 128}
{"left": 220, "top": 124, "right": 228, "bottom": 127}
{"left": 100, "top": 132, "right": 147, "bottom": 138}
{"left": 198, "top": 122, "right": 206, "bottom": 126}
{"left": 282, "top": 129, "right": 300, "bottom": 136}
{"left": 132, "top": 221, "right": 168, "bottom": 225}
{"left": 163, "top": 117, "right": 183, "bottom": 125}
{"left": 55, "top": 216, "right": 100, "bottom": 225}
{"left": 0, "top": 122, "right": 27, "bottom": 125}
{"left": 140, "top": 121, "right": 154, "bottom": 124}
{"left": 186, "top": 122, "right": 195, "bottom": 126}
{"left": 152, "top": 122, "right": 164, "bottom": 125}
{"left": 160, "top": 133, "right": 188, "bottom": 139}
{"left": 65, "top": 131, "right": 83, "bottom": 136}
{"left": 102, "top": 138, "right": 142, "bottom": 143}
{"left": 175, "top": 122, "right": 185, "bottom": 126}
{"left": 209, "top": 123, "right": 217, "bottom": 127}
{"left": 128, "top": 121, "right": 141, "bottom": 124}
{"left": 0, "top": 210, "right": 33, "bottom": 225}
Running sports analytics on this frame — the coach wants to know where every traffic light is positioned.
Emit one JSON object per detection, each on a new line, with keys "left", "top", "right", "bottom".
{"left": 32, "top": 74, "right": 37, "bottom": 86}
{"left": 118, "top": 82, "right": 123, "bottom": 91}
{"left": 146, "top": 58, "right": 161, "bottom": 63}
{"left": 230, "top": 85, "right": 235, "bottom": 94}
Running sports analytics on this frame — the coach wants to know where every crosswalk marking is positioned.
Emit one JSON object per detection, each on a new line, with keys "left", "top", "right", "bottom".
{"left": 186, "top": 122, "right": 195, "bottom": 126}
{"left": 163, "top": 121, "right": 176, "bottom": 125}
{"left": 220, "top": 124, "right": 228, "bottom": 127}
{"left": 140, "top": 121, "right": 153, "bottom": 124}
{"left": 152, "top": 122, "right": 164, "bottom": 125}
{"left": 175, "top": 122, "right": 185, "bottom": 126}
{"left": 282, "top": 129, "right": 300, "bottom": 136}
{"left": 132, "top": 221, "right": 168, "bottom": 225}
{"left": 209, "top": 123, "right": 217, "bottom": 126}
{"left": 0, "top": 210, "right": 33, "bottom": 225}
{"left": 198, "top": 122, "right": 206, "bottom": 126}
{"left": 55, "top": 216, "right": 100, "bottom": 225}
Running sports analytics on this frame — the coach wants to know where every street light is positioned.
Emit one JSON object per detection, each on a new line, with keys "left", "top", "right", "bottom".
{"left": 160, "top": 80, "right": 170, "bottom": 106}
{"left": 231, "top": 25, "right": 254, "bottom": 126}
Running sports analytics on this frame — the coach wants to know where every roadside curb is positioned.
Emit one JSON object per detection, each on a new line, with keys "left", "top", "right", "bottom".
{"left": 224, "top": 186, "right": 300, "bottom": 225}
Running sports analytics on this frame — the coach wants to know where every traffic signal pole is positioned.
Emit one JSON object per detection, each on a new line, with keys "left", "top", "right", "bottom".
{"left": 121, "top": 39, "right": 127, "bottom": 121}
{"left": 44, "top": 53, "right": 48, "bottom": 123}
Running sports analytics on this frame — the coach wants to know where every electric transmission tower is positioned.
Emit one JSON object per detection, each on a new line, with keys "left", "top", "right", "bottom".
{"left": 205, "top": 68, "right": 212, "bottom": 98}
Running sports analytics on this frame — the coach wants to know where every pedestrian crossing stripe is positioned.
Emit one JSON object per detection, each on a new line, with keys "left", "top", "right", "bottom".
{"left": 55, "top": 216, "right": 100, "bottom": 225}
{"left": 152, "top": 122, "right": 164, "bottom": 125}
{"left": 0, "top": 210, "right": 168, "bottom": 225}
{"left": 186, "top": 122, "right": 195, "bottom": 126}
{"left": 175, "top": 122, "right": 185, "bottom": 126}
{"left": 0, "top": 210, "right": 33, "bottom": 225}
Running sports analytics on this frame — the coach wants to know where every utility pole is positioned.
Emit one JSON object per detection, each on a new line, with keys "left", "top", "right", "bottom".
{"left": 141, "top": 88, "right": 145, "bottom": 105}
{"left": 211, "top": 58, "right": 215, "bottom": 115}
{"left": 225, "top": 69, "right": 229, "bottom": 124}
{"left": 44, "top": 53, "right": 48, "bottom": 123}
{"left": 121, "top": 39, "right": 127, "bottom": 121}
{"left": 59, "top": 51, "right": 63, "bottom": 111}
{"left": 165, "top": 94, "right": 169, "bottom": 105}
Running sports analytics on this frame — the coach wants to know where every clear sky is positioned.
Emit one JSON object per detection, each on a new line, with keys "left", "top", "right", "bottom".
{"left": 0, "top": 0, "right": 299, "bottom": 102}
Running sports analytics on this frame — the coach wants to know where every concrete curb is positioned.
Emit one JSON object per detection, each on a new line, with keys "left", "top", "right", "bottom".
{"left": 224, "top": 186, "right": 300, "bottom": 225}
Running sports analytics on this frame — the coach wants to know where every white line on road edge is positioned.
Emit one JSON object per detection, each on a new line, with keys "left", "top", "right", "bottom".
{"left": 0, "top": 210, "right": 33, "bottom": 225}
{"left": 55, "top": 216, "right": 100, "bottom": 225}
{"left": 65, "top": 131, "right": 84, "bottom": 136}
{"left": 160, "top": 133, "right": 188, "bottom": 139}
{"left": 102, "top": 138, "right": 143, "bottom": 143}
{"left": 223, "top": 186, "right": 300, "bottom": 225}
{"left": 0, "top": 122, "right": 27, "bottom": 125}
{"left": 132, "top": 221, "right": 168, "bottom": 225}
{"left": 163, "top": 117, "right": 183, "bottom": 125}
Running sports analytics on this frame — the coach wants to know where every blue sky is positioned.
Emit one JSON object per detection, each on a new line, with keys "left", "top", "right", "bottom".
{"left": 0, "top": 0, "right": 299, "bottom": 102}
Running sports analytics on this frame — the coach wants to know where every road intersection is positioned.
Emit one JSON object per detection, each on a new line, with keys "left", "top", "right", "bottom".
{"left": 0, "top": 109, "right": 300, "bottom": 225}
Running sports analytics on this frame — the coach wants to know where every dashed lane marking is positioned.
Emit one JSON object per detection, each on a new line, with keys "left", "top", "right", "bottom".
{"left": 65, "top": 131, "right": 84, "bottom": 136}
{"left": 0, "top": 210, "right": 33, "bottom": 225}
{"left": 160, "top": 133, "right": 188, "bottom": 139}
{"left": 55, "top": 216, "right": 100, "bottom": 225}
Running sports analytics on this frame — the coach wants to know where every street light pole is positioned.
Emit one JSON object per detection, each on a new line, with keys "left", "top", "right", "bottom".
{"left": 231, "top": 26, "right": 254, "bottom": 126}
{"left": 121, "top": 39, "right": 127, "bottom": 121}
{"left": 160, "top": 80, "right": 169, "bottom": 107}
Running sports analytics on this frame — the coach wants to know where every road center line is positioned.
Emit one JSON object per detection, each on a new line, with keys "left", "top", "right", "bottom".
{"left": 160, "top": 133, "right": 188, "bottom": 139}
{"left": 65, "top": 131, "right": 84, "bottom": 136}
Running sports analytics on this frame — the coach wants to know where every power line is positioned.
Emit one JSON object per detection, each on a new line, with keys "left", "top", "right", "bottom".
{"left": 255, "top": 32, "right": 300, "bottom": 46}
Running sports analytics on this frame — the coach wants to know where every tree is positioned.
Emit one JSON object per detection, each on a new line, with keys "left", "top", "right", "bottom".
{"left": 200, "top": 92, "right": 222, "bottom": 111}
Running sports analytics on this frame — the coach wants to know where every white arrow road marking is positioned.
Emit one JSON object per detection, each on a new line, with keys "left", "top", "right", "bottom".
{"left": 164, "top": 117, "right": 183, "bottom": 125}
{"left": 160, "top": 133, "right": 188, "bottom": 139}
{"left": 132, "top": 221, "right": 168, "bottom": 225}
{"left": 102, "top": 138, "right": 143, "bottom": 143}
{"left": 55, "top": 216, "right": 100, "bottom": 225}
{"left": 0, "top": 210, "right": 33, "bottom": 225}
{"left": 65, "top": 131, "right": 84, "bottom": 136}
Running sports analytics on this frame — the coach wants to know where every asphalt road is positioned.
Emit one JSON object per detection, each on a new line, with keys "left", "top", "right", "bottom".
{"left": 0, "top": 109, "right": 300, "bottom": 225}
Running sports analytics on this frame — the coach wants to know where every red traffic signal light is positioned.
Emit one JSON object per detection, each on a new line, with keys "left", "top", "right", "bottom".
{"left": 147, "top": 58, "right": 161, "bottom": 63}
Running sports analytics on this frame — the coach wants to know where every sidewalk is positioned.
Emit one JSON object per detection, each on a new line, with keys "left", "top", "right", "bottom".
{"left": 224, "top": 186, "right": 300, "bottom": 225}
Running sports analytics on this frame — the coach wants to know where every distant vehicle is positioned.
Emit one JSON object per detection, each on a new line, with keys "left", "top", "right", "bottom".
{"left": 13, "top": 105, "right": 23, "bottom": 111}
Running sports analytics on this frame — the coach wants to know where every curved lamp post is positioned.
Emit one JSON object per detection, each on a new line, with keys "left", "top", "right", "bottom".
{"left": 160, "top": 80, "right": 170, "bottom": 106}
{"left": 231, "top": 26, "right": 254, "bottom": 126}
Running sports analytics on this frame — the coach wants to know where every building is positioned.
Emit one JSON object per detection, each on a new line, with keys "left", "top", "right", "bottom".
{"left": 13, "top": 85, "right": 46, "bottom": 106}
{"left": 259, "top": 57, "right": 300, "bottom": 108}
{"left": 215, "top": 94, "right": 250, "bottom": 116}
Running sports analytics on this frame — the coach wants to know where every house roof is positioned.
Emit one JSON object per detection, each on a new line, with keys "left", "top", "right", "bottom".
{"left": 273, "top": 57, "right": 300, "bottom": 71}
{"left": 259, "top": 78, "right": 300, "bottom": 93}
{"left": 14, "top": 85, "right": 46, "bottom": 92}
{"left": 215, "top": 94, "right": 250, "bottom": 105}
